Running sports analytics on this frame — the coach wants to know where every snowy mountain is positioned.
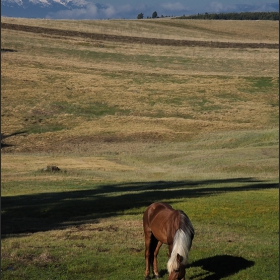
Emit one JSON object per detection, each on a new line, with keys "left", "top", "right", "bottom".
{"left": 1, "top": 0, "right": 279, "bottom": 20}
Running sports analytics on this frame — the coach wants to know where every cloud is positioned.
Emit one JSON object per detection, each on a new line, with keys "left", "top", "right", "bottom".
{"left": 46, "top": 1, "right": 279, "bottom": 20}
{"left": 48, "top": 3, "right": 118, "bottom": 19}
{"left": 29, "top": 0, "right": 50, "bottom": 5}
{"left": 206, "top": 1, "right": 278, "bottom": 14}
{"left": 161, "top": 2, "right": 188, "bottom": 12}
{"left": 101, "top": 4, "right": 115, "bottom": 18}
{"left": 47, "top": 2, "right": 142, "bottom": 19}
{"left": 157, "top": 2, "right": 191, "bottom": 16}
{"left": 47, "top": 2, "right": 192, "bottom": 20}
{"left": 208, "top": 2, "right": 234, "bottom": 13}
{"left": 47, "top": 4, "right": 96, "bottom": 19}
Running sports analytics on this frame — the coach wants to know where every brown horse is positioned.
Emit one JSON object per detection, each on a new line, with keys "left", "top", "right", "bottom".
{"left": 143, "top": 202, "right": 194, "bottom": 280}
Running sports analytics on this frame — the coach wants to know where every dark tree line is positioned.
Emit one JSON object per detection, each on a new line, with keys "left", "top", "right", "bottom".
{"left": 178, "top": 12, "right": 279, "bottom": 20}
{"left": 137, "top": 11, "right": 158, "bottom": 19}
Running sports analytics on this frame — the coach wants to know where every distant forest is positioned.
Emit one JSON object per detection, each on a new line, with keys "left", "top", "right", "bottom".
{"left": 177, "top": 12, "right": 279, "bottom": 20}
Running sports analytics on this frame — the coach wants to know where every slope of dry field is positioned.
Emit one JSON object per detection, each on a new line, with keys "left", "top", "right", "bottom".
{"left": 1, "top": 17, "right": 279, "bottom": 180}
{"left": 1, "top": 17, "right": 279, "bottom": 43}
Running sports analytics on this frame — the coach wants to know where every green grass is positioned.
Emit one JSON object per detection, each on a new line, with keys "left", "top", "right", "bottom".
{"left": 1, "top": 179, "right": 278, "bottom": 279}
{"left": 50, "top": 101, "right": 131, "bottom": 119}
{"left": 26, "top": 123, "right": 66, "bottom": 134}
{"left": 239, "top": 77, "right": 279, "bottom": 95}
{"left": 247, "top": 77, "right": 275, "bottom": 90}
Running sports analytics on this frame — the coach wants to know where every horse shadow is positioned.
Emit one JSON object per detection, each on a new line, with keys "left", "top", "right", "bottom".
{"left": 158, "top": 255, "right": 253, "bottom": 279}
{"left": 189, "top": 255, "right": 254, "bottom": 279}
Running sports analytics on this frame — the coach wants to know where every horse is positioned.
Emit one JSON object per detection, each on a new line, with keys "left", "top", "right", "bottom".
{"left": 143, "top": 202, "right": 194, "bottom": 280}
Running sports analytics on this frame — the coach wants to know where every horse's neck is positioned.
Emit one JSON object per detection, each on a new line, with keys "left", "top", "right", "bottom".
{"left": 167, "top": 210, "right": 181, "bottom": 244}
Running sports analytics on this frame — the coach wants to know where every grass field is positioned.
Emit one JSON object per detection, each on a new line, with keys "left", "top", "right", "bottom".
{"left": 1, "top": 17, "right": 279, "bottom": 279}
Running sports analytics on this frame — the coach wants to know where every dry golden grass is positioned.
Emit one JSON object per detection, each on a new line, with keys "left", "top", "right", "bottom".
{"left": 2, "top": 17, "right": 279, "bottom": 43}
{"left": 1, "top": 153, "right": 135, "bottom": 182}
{"left": 1, "top": 18, "right": 279, "bottom": 184}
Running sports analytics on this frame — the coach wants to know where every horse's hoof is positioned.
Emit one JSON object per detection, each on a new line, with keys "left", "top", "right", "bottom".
{"left": 145, "top": 277, "right": 151, "bottom": 280}
{"left": 154, "top": 276, "right": 161, "bottom": 279}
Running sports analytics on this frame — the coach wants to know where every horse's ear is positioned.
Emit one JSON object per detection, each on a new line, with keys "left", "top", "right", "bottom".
{"left": 176, "top": 253, "right": 183, "bottom": 263}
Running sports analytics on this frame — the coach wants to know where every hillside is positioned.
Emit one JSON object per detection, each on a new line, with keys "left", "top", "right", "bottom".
{"left": 2, "top": 22, "right": 278, "bottom": 49}
{"left": 1, "top": 18, "right": 279, "bottom": 181}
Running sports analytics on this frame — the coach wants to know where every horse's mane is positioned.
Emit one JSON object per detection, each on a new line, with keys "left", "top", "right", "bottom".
{"left": 167, "top": 211, "right": 194, "bottom": 274}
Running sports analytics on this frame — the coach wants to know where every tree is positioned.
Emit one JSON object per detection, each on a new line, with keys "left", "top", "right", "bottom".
{"left": 152, "top": 11, "right": 158, "bottom": 18}
{"left": 137, "top": 13, "right": 144, "bottom": 19}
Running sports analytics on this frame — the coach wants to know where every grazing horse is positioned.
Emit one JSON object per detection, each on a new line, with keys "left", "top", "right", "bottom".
{"left": 143, "top": 202, "right": 194, "bottom": 280}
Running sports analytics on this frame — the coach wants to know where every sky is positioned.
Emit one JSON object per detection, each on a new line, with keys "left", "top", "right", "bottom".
{"left": 52, "top": 0, "right": 278, "bottom": 20}
{"left": 2, "top": 0, "right": 278, "bottom": 19}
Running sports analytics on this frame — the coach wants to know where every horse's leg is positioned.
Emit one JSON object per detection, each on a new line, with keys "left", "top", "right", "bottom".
{"left": 144, "top": 230, "right": 152, "bottom": 279}
{"left": 153, "top": 240, "right": 163, "bottom": 278}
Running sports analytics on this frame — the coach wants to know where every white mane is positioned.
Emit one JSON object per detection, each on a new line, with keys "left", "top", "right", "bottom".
{"left": 167, "top": 213, "right": 194, "bottom": 274}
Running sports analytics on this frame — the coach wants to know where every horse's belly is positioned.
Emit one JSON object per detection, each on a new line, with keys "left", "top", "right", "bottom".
{"left": 153, "top": 232, "right": 168, "bottom": 244}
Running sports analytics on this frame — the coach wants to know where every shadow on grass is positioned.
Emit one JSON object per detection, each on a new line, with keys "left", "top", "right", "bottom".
{"left": 152, "top": 254, "right": 254, "bottom": 279}
{"left": 1, "top": 178, "right": 278, "bottom": 235}
{"left": 1, "top": 131, "right": 27, "bottom": 148}
{"left": 189, "top": 255, "right": 255, "bottom": 279}
{"left": 1, "top": 48, "right": 17, "bottom": 52}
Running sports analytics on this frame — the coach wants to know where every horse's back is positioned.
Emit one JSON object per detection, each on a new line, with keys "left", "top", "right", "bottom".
{"left": 143, "top": 202, "right": 180, "bottom": 244}
{"left": 143, "top": 202, "right": 174, "bottom": 224}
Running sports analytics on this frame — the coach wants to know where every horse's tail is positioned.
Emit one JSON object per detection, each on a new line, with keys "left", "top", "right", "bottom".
{"left": 149, "top": 234, "right": 158, "bottom": 267}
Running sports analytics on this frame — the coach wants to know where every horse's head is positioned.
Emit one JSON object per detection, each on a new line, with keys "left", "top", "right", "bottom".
{"left": 168, "top": 254, "right": 186, "bottom": 280}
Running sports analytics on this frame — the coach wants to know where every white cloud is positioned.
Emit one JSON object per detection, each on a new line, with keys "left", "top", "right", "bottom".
{"left": 51, "top": 0, "right": 87, "bottom": 6}
{"left": 161, "top": 2, "right": 188, "bottom": 11}
{"left": 29, "top": 0, "right": 50, "bottom": 5}
{"left": 102, "top": 4, "right": 115, "bottom": 18}
{"left": 209, "top": 2, "right": 224, "bottom": 13}
{"left": 48, "top": 3, "right": 120, "bottom": 19}
{"left": 68, "top": 0, "right": 87, "bottom": 5}
{"left": 48, "top": 2, "right": 149, "bottom": 19}
{"left": 209, "top": 2, "right": 234, "bottom": 13}
{"left": 47, "top": 3, "right": 97, "bottom": 19}
{"left": 9, "top": 0, "right": 23, "bottom": 5}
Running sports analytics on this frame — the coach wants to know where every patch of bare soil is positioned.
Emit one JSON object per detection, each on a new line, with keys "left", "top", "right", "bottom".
{"left": 2, "top": 22, "right": 279, "bottom": 49}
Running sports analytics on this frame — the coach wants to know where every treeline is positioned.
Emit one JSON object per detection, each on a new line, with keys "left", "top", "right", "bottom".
{"left": 178, "top": 12, "right": 279, "bottom": 20}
